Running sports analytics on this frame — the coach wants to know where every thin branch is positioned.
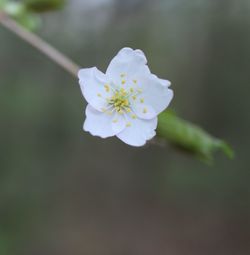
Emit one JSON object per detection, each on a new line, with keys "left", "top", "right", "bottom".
{"left": 0, "top": 12, "right": 166, "bottom": 148}
{"left": 0, "top": 12, "right": 80, "bottom": 77}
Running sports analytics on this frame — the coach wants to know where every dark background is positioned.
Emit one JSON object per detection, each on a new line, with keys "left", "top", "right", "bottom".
{"left": 0, "top": 0, "right": 250, "bottom": 254}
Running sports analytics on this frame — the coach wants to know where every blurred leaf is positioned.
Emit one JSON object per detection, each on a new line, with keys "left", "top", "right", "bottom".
{"left": 24, "top": 0, "right": 66, "bottom": 12}
{"left": 157, "top": 110, "right": 234, "bottom": 162}
{"left": 3, "top": 1, "right": 41, "bottom": 30}
{"left": 17, "top": 11, "right": 41, "bottom": 30}
{"left": 2, "top": 1, "right": 25, "bottom": 16}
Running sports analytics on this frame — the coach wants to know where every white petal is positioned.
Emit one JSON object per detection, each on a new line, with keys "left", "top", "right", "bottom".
{"left": 83, "top": 104, "right": 117, "bottom": 138}
{"left": 111, "top": 114, "right": 126, "bottom": 133}
{"left": 78, "top": 67, "right": 111, "bottom": 111}
{"left": 158, "top": 77, "right": 171, "bottom": 87}
{"left": 132, "top": 103, "right": 156, "bottom": 120}
{"left": 136, "top": 74, "right": 173, "bottom": 115}
{"left": 150, "top": 74, "right": 171, "bottom": 87}
{"left": 106, "top": 47, "right": 150, "bottom": 86}
{"left": 116, "top": 116, "right": 157, "bottom": 147}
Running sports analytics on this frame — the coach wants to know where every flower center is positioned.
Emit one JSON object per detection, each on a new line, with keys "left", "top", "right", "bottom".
{"left": 108, "top": 88, "right": 131, "bottom": 114}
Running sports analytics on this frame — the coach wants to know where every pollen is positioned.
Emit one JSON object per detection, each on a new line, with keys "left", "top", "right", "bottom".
{"left": 112, "top": 119, "right": 118, "bottom": 123}
{"left": 143, "top": 108, "right": 148, "bottom": 114}
{"left": 104, "top": 84, "right": 110, "bottom": 92}
{"left": 121, "top": 90, "right": 127, "bottom": 97}
{"left": 120, "top": 73, "right": 126, "bottom": 78}
{"left": 108, "top": 88, "right": 131, "bottom": 114}
{"left": 140, "top": 98, "right": 144, "bottom": 103}
{"left": 133, "top": 80, "right": 137, "bottom": 84}
{"left": 121, "top": 80, "right": 126, "bottom": 85}
{"left": 97, "top": 93, "right": 102, "bottom": 97}
{"left": 132, "top": 96, "right": 137, "bottom": 100}
{"left": 130, "top": 88, "right": 134, "bottom": 93}
{"left": 126, "top": 122, "right": 132, "bottom": 127}
{"left": 131, "top": 114, "right": 137, "bottom": 119}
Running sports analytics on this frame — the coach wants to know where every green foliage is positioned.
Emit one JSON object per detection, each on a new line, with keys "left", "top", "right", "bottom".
{"left": 1, "top": 1, "right": 25, "bottom": 16}
{"left": 0, "top": 0, "right": 65, "bottom": 29}
{"left": 2, "top": 1, "right": 41, "bottom": 30}
{"left": 157, "top": 111, "right": 234, "bottom": 162}
{"left": 24, "top": 0, "right": 66, "bottom": 12}
{"left": 17, "top": 11, "right": 40, "bottom": 31}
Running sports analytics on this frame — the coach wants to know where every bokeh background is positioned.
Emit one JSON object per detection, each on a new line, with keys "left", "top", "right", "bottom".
{"left": 1, "top": 0, "right": 250, "bottom": 254}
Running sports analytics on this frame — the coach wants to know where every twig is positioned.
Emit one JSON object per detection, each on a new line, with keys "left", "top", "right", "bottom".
{"left": 0, "top": 12, "right": 80, "bottom": 77}
{"left": 0, "top": 12, "right": 165, "bottom": 147}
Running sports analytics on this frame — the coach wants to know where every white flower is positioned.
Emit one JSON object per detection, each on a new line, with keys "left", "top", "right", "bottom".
{"left": 78, "top": 47, "right": 173, "bottom": 147}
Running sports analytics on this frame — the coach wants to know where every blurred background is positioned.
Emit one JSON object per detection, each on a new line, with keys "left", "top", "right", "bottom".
{"left": 0, "top": 0, "right": 250, "bottom": 254}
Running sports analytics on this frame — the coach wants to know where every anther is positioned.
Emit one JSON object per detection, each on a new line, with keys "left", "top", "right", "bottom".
{"left": 104, "top": 84, "right": 110, "bottom": 92}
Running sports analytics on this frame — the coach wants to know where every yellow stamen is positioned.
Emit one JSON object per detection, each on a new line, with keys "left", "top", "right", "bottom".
{"left": 143, "top": 108, "right": 147, "bottom": 114}
{"left": 104, "top": 84, "right": 110, "bottom": 92}
{"left": 140, "top": 98, "right": 144, "bottom": 103}
{"left": 107, "top": 88, "right": 132, "bottom": 114}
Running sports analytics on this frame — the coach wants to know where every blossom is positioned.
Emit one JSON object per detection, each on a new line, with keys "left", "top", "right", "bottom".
{"left": 78, "top": 47, "right": 173, "bottom": 147}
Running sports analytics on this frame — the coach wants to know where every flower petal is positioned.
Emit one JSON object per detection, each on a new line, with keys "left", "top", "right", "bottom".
{"left": 111, "top": 113, "right": 126, "bottom": 134}
{"left": 78, "top": 67, "right": 112, "bottom": 111}
{"left": 83, "top": 104, "right": 117, "bottom": 138}
{"left": 135, "top": 74, "right": 173, "bottom": 115}
{"left": 132, "top": 103, "right": 156, "bottom": 120}
{"left": 116, "top": 116, "right": 157, "bottom": 147}
{"left": 157, "top": 77, "right": 171, "bottom": 87}
{"left": 106, "top": 47, "right": 150, "bottom": 86}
